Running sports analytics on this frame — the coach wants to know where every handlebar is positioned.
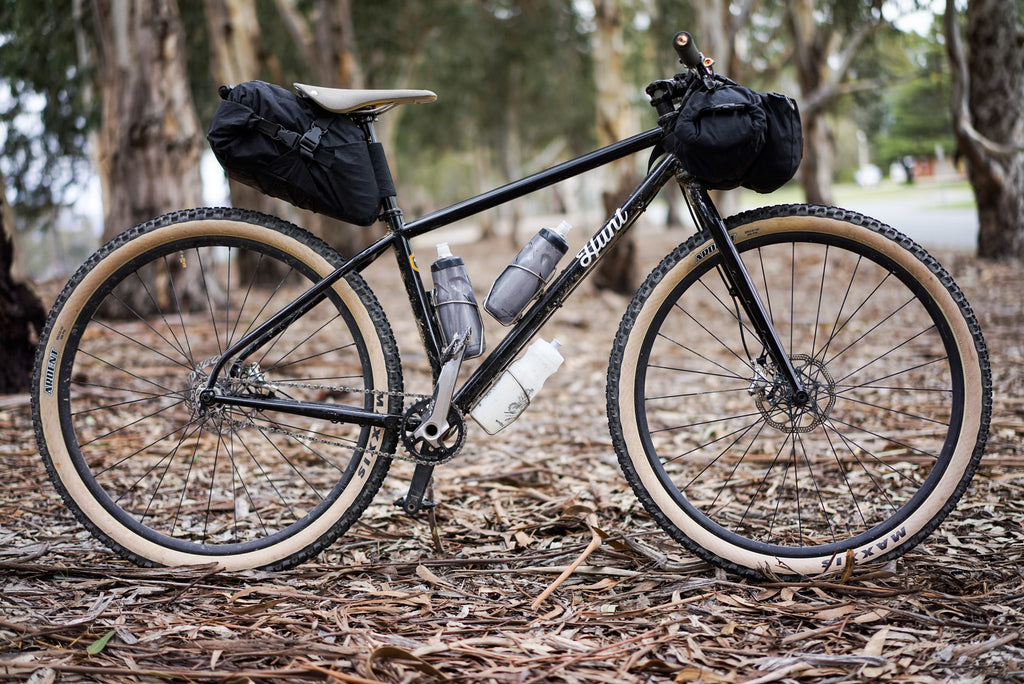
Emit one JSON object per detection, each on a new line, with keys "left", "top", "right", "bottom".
{"left": 646, "top": 30, "right": 719, "bottom": 119}
{"left": 673, "top": 31, "right": 703, "bottom": 70}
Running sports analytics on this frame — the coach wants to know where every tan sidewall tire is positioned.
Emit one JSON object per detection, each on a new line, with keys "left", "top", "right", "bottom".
{"left": 35, "top": 215, "right": 395, "bottom": 570}
{"left": 614, "top": 211, "right": 986, "bottom": 576}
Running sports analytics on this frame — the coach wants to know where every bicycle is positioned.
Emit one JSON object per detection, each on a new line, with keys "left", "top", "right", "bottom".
{"left": 31, "top": 32, "right": 992, "bottom": 579}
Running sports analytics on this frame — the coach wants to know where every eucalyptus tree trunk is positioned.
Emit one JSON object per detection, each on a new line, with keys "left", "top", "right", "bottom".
{"left": 206, "top": 0, "right": 296, "bottom": 285}
{"left": 692, "top": 0, "right": 758, "bottom": 217}
{"left": 314, "top": 0, "right": 364, "bottom": 89}
{"left": 93, "top": 0, "right": 203, "bottom": 238}
{"left": 310, "top": 0, "right": 383, "bottom": 256}
{"left": 945, "top": 0, "right": 1024, "bottom": 259}
{"left": 0, "top": 171, "right": 46, "bottom": 393}
{"left": 91, "top": 0, "right": 207, "bottom": 315}
{"left": 206, "top": 0, "right": 270, "bottom": 225}
{"left": 785, "top": 0, "right": 880, "bottom": 207}
{"left": 591, "top": 0, "right": 640, "bottom": 294}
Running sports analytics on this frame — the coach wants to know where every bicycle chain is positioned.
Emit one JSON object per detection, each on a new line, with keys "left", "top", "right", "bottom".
{"left": 207, "top": 378, "right": 463, "bottom": 465}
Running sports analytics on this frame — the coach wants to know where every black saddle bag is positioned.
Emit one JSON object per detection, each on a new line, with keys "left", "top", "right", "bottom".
{"left": 207, "top": 80, "right": 395, "bottom": 226}
{"left": 667, "top": 79, "right": 802, "bottom": 193}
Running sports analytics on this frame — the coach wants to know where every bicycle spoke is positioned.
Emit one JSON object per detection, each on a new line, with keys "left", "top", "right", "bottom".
{"left": 625, "top": 224, "right": 977, "bottom": 553}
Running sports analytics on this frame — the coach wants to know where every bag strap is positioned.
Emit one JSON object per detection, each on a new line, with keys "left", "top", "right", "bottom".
{"left": 252, "top": 117, "right": 301, "bottom": 148}
{"left": 218, "top": 84, "right": 335, "bottom": 162}
{"left": 250, "top": 113, "right": 335, "bottom": 164}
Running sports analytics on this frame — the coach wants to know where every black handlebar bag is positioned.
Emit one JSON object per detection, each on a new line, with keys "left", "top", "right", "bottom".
{"left": 744, "top": 92, "right": 803, "bottom": 193}
{"left": 668, "top": 80, "right": 802, "bottom": 194}
{"left": 207, "top": 81, "right": 394, "bottom": 226}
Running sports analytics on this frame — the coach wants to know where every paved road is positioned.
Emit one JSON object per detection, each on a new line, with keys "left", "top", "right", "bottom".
{"left": 831, "top": 184, "right": 979, "bottom": 251}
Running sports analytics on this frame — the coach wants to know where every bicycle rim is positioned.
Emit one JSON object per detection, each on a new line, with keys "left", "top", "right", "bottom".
{"left": 610, "top": 206, "right": 990, "bottom": 577}
{"left": 33, "top": 209, "right": 400, "bottom": 569}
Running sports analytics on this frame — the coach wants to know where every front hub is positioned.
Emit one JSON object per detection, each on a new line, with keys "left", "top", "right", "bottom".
{"left": 751, "top": 354, "right": 835, "bottom": 434}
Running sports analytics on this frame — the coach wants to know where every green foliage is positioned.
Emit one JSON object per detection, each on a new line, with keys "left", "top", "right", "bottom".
{"left": 351, "top": 0, "right": 595, "bottom": 204}
{"left": 0, "top": 0, "right": 967, "bottom": 227}
{"left": 378, "top": 3, "right": 594, "bottom": 152}
{"left": 0, "top": 0, "right": 97, "bottom": 219}
{"left": 846, "top": 18, "right": 954, "bottom": 168}
{"left": 876, "top": 72, "right": 953, "bottom": 164}
{"left": 86, "top": 629, "right": 116, "bottom": 655}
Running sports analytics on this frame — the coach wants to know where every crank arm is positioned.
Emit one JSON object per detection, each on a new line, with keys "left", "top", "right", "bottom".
{"left": 411, "top": 330, "right": 469, "bottom": 446}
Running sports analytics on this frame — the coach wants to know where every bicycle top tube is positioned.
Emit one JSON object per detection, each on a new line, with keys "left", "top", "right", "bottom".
{"left": 401, "top": 128, "right": 664, "bottom": 239}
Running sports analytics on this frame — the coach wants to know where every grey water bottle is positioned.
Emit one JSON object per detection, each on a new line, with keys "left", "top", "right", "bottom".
{"left": 431, "top": 243, "right": 485, "bottom": 358}
{"left": 484, "top": 221, "right": 571, "bottom": 325}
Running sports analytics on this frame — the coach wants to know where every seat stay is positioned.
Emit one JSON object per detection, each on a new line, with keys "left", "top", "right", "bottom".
{"left": 294, "top": 83, "right": 437, "bottom": 113}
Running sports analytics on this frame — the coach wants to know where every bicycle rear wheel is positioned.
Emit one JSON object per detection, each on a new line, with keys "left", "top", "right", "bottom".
{"left": 32, "top": 208, "right": 402, "bottom": 570}
{"left": 608, "top": 205, "right": 991, "bottom": 578}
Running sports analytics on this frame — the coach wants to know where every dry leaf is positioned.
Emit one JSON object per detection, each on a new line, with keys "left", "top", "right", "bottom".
{"left": 863, "top": 626, "right": 890, "bottom": 657}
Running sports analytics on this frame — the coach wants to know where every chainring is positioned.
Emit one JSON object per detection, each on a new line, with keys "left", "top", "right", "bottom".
{"left": 400, "top": 398, "right": 467, "bottom": 465}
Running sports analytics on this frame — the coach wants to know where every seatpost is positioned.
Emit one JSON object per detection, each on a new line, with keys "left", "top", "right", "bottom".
{"left": 682, "top": 181, "right": 809, "bottom": 404}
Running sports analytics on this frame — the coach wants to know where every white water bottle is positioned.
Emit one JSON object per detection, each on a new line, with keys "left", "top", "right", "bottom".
{"left": 431, "top": 243, "right": 485, "bottom": 358}
{"left": 470, "top": 338, "right": 564, "bottom": 434}
{"left": 484, "top": 221, "right": 571, "bottom": 325}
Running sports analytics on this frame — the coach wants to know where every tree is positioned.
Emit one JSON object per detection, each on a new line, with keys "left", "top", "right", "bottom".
{"left": 375, "top": 0, "right": 595, "bottom": 220}
{"left": 203, "top": 0, "right": 295, "bottom": 225}
{"left": 91, "top": 0, "right": 204, "bottom": 239}
{"left": 692, "top": 0, "right": 758, "bottom": 79}
{"left": 0, "top": 0, "right": 83, "bottom": 390}
{"left": 785, "top": 0, "right": 886, "bottom": 206}
{"left": 686, "top": 0, "right": 761, "bottom": 217}
{"left": 591, "top": 0, "right": 640, "bottom": 294}
{"left": 308, "top": 0, "right": 388, "bottom": 255}
{"left": 0, "top": 170, "right": 46, "bottom": 393}
{"left": 204, "top": 0, "right": 377, "bottom": 256}
{"left": 944, "top": 0, "right": 1024, "bottom": 259}
{"left": 0, "top": 0, "right": 95, "bottom": 222}
{"left": 88, "top": 0, "right": 208, "bottom": 315}
{"left": 864, "top": 26, "right": 954, "bottom": 169}
{"left": 203, "top": 0, "right": 299, "bottom": 284}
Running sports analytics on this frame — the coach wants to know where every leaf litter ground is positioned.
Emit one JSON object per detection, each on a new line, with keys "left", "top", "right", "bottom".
{"left": 1, "top": 227, "right": 1022, "bottom": 683}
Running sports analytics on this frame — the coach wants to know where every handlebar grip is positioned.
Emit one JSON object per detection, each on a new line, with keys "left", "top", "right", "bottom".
{"left": 673, "top": 31, "right": 703, "bottom": 69}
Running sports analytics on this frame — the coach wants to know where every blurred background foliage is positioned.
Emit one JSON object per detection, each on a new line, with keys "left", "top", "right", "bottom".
{"left": 0, "top": 0, "right": 993, "bottom": 277}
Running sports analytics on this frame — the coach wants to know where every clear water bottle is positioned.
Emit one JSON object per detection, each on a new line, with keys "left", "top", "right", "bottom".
{"left": 484, "top": 221, "right": 571, "bottom": 325}
{"left": 470, "top": 338, "right": 564, "bottom": 434}
{"left": 431, "top": 243, "right": 485, "bottom": 358}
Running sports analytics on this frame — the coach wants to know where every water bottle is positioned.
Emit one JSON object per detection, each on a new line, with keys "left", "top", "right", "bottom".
{"left": 431, "top": 243, "right": 485, "bottom": 358}
{"left": 470, "top": 338, "right": 564, "bottom": 434}
{"left": 484, "top": 221, "right": 571, "bottom": 325}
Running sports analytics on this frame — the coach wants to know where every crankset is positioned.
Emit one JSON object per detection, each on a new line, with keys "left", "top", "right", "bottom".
{"left": 401, "top": 397, "right": 467, "bottom": 465}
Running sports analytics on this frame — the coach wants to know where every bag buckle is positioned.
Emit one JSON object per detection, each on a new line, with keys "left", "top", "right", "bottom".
{"left": 299, "top": 125, "right": 324, "bottom": 159}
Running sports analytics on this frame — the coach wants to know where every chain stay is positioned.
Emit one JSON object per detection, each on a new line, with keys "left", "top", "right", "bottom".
{"left": 211, "top": 377, "right": 445, "bottom": 465}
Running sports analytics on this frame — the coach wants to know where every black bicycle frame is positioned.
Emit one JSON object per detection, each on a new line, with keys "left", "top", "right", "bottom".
{"left": 204, "top": 121, "right": 805, "bottom": 427}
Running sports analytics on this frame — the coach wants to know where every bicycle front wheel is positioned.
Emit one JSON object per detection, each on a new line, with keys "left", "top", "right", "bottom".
{"left": 608, "top": 205, "right": 991, "bottom": 578}
{"left": 32, "top": 208, "right": 402, "bottom": 571}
